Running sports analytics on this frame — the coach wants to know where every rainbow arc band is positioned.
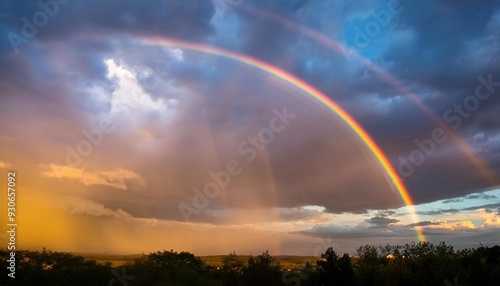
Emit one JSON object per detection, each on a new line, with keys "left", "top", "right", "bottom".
{"left": 143, "top": 36, "right": 425, "bottom": 242}
{"left": 241, "top": 4, "right": 497, "bottom": 185}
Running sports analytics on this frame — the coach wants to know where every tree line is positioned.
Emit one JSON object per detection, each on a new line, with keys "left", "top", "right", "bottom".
{"left": 1, "top": 241, "right": 499, "bottom": 285}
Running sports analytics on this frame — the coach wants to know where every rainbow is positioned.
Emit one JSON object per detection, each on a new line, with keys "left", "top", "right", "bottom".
{"left": 142, "top": 36, "right": 425, "bottom": 241}
{"left": 240, "top": 4, "right": 497, "bottom": 186}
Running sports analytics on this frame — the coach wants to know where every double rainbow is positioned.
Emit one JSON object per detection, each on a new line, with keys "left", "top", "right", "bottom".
{"left": 143, "top": 36, "right": 425, "bottom": 241}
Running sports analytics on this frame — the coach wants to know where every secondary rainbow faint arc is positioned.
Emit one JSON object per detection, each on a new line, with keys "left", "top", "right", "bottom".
{"left": 143, "top": 36, "right": 425, "bottom": 241}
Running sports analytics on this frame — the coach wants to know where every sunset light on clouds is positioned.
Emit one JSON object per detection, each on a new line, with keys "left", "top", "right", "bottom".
{"left": 0, "top": 0, "right": 499, "bottom": 257}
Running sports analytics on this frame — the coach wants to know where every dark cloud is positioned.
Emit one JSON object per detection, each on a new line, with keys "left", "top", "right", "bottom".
{"left": 442, "top": 198, "right": 463, "bottom": 204}
{"left": 406, "top": 221, "right": 440, "bottom": 227}
{"left": 465, "top": 193, "right": 498, "bottom": 200}
{"left": 377, "top": 210, "right": 397, "bottom": 217}
{"left": 461, "top": 202, "right": 500, "bottom": 212}
{"left": 1, "top": 0, "right": 215, "bottom": 48}
{"left": 419, "top": 209, "right": 460, "bottom": 216}
{"left": 365, "top": 216, "right": 400, "bottom": 228}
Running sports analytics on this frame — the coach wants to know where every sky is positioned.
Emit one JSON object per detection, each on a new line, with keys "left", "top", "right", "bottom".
{"left": 0, "top": 0, "right": 499, "bottom": 256}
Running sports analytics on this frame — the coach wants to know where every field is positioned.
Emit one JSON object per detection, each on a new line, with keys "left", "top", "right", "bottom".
{"left": 200, "top": 255, "right": 318, "bottom": 270}
{"left": 78, "top": 253, "right": 142, "bottom": 267}
{"left": 79, "top": 253, "right": 318, "bottom": 270}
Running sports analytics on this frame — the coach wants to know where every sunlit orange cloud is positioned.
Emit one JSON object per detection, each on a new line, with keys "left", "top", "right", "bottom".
{"left": 441, "top": 208, "right": 500, "bottom": 228}
{"left": 39, "top": 164, "right": 144, "bottom": 190}
{"left": 423, "top": 220, "right": 476, "bottom": 231}
{"left": 483, "top": 217, "right": 500, "bottom": 227}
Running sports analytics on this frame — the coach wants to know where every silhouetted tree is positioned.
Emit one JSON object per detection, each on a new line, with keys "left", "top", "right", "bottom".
{"left": 460, "top": 245, "right": 500, "bottom": 286}
{"left": 316, "top": 247, "right": 354, "bottom": 285}
{"left": 3, "top": 242, "right": 500, "bottom": 286}
{"left": 356, "top": 244, "right": 381, "bottom": 285}
{"left": 221, "top": 251, "right": 243, "bottom": 286}
{"left": 242, "top": 251, "right": 282, "bottom": 286}
{"left": 124, "top": 249, "right": 218, "bottom": 286}
{"left": 0, "top": 249, "right": 113, "bottom": 286}
{"left": 317, "top": 246, "right": 340, "bottom": 285}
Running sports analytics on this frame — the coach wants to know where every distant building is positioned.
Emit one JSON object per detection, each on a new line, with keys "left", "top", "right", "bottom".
{"left": 42, "top": 262, "right": 53, "bottom": 270}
